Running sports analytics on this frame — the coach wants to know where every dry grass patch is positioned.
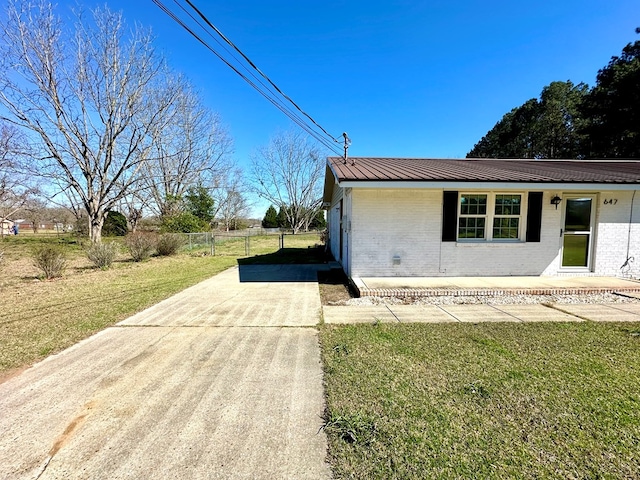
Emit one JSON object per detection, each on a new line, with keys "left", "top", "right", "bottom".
{"left": 0, "top": 237, "right": 236, "bottom": 376}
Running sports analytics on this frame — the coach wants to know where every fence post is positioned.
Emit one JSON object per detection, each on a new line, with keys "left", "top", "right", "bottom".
{"left": 189, "top": 233, "right": 192, "bottom": 250}
{"left": 211, "top": 235, "right": 216, "bottom": 256}
{"left": 245, "top": 236, "right": 249, "bottom": 256}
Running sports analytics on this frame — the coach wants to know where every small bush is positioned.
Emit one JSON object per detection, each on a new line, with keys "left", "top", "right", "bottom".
{"left": 87, "top": 242, "right": 119, "bottom": 269}
{"left": 125, "top": 232, "right": 156, "bottom": 262}
{"left": 160, "top": 212, "right": 207, "bottom": 233}
{"left": 33, "top": 246, "right": 67, "bottom": 279}
{"left": 103, "top": 211, "right": 128, "bottom": 236}
{"left": 156, "top": 233, "right": 184, "bottom": 256}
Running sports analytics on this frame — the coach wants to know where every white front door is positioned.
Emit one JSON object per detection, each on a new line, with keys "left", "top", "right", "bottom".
{"left": 561, "top": 195, "right": 595, "bottom": 269}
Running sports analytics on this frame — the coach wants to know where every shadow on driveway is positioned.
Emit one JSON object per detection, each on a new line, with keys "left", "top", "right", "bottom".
{"left": 237, "top": 263, "right": 327, "bottom": 283}
{"left": 236, "top": 247, "right": 332, "bottom": 283}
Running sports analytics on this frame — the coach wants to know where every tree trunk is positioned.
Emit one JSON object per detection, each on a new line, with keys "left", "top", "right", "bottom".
{"left": 90, "top": 215, "right": 105, "bottom": 243}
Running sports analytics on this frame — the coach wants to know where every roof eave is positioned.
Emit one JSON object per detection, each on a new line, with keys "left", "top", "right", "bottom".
{"left": 336, "top": 180, "right": 640, "bottom": 191}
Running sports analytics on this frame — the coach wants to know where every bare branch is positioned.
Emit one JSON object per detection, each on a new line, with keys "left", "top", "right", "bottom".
{"left": 250, "top": 129, "right": 325, "bottom": 233}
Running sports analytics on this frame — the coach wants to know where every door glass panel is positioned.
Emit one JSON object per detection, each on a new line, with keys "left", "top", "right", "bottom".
{"left": 562, "top": 235, "right": 589, "bottom": 267}
{"left": 564, "top": 198, "right": 592, "bottom": 231}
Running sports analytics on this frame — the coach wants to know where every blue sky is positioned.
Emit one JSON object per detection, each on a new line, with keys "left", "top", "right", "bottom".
{"left": 44, "top": 1, "right": 640, "bottom": 214}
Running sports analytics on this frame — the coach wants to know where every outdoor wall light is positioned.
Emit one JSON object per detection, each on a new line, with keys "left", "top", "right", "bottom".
{"left": 550, "top": 195, "right": 562, "bottom": 209}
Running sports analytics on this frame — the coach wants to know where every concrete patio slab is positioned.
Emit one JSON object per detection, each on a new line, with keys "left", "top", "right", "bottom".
{"left": 608, "top": 303, "right": 640, "bottom": 316}
{"left": 388, "top": 305, "right": 458, "bottom": 323}
{"left": 322, "top": 305, "right": 397, "bottom": 324}
{"left": 494, "top": 304, "right": 582, "bottom": 322}
{"left": 439, "top": 304, "right": 519, "bottom": 323}
{"left": 557, "top": 304, "right": 640, "bottom": 322}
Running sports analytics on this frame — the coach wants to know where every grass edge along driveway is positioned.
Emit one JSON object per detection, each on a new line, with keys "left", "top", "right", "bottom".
{"left": 320, "top": 321, "right": 640, "bottom": 479}
{"left": 0, "top": 255, "right": 238, "bottom": 376}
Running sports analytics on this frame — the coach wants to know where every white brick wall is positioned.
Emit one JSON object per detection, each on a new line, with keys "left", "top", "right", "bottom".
{"left": 343, "top": 188, "right": 640, "bottom": 278}
{"left": 349, "top": 189, "right": 565, "bottom": 276}
{"left": 593, "top": 191, "right": 640, "bottom": 278}
{"left": 350, "top": 189, "right": 441, "bottom": 277}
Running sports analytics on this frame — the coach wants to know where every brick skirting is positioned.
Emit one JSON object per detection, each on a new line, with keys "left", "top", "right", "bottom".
{"left": 356, "top": 286, "right": 640, "bottom": 298}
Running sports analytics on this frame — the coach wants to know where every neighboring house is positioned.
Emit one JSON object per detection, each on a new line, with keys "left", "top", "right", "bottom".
{"left": 323, "top": 157, "right": 640, "bottom": 278}
{"left": 1, "top": 219, "right": 15, "bottom": 236}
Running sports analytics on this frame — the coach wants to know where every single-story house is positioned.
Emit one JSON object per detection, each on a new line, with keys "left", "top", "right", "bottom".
{"left": 322, "top": 157, "right": 640, "bottom": 279}
{"left": 1, "top": 219, "right": 15, "bottom": 236}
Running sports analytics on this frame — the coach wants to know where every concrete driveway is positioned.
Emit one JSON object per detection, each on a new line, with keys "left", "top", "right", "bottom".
{"left": 0, "top": 265, "right": 330, "bottom": 480}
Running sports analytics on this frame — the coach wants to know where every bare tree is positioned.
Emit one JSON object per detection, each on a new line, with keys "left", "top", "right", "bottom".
{"left": 212, "top": 167, "right": 249, "bottom": 231}
{"left": 141, "top": 82, "right": 233, "bottom": 219}
{"left": 250, "top": 130, "right": 325, "bottom": 234}
{"left": 49, "top": 206, "right": 75, "bottom": 234}
{"left": 0, "top": 1, "right": 181, "bottom": 242}
{"left": 0, "top": 123, "right": 33, "bottom": 237}
{"left": 117, "top": 190, "right": 146, "bottom": 233}
{"left": 21, "top": 197, "right": 48, "bottom": 233}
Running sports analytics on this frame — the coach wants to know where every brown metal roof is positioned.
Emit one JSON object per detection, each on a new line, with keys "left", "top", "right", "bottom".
{"left": 327, "top": 157, "right": 640, "bottom": 184}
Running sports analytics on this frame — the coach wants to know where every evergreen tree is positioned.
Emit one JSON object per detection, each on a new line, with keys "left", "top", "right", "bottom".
{"left": 184, "top": 185, "right": 215, "bottom": 225}
{"left": 582, "top": 29, "right": 640, "bottom": 158}
{"left": 467, "top": 81, "right": 587, "bottom": 159}
{"left": 276, "top": 206, "right": 289, "bottom": 229}
{"left": 262, "top": 205, "right": 278, "bottom": 228}
{"left": 310, "top": 210, "right": 326, "bottom": 230}
{"left": 102, "top": 211, "right": 128, "bottom": 236}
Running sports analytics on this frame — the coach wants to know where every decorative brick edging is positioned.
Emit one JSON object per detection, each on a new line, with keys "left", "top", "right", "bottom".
{"left": 357, "top": 286, "right": 640, "bottom": 298}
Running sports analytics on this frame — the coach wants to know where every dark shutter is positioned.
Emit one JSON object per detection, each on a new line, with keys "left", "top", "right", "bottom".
{"left": 442, "top": 191, "right": 458, "bottom": 242}
{"left": 526, "top": 192, "right": 543, "bottom": 242}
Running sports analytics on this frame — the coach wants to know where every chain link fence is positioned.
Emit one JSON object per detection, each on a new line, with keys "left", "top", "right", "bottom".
{"left": 180, "top": 231, "right": 324, "bottom": 257}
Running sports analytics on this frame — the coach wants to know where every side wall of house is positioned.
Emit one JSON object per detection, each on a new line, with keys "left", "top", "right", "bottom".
{"left": 350, "top": 189, "right": 442, "bottom": 277}
{"left": 349, "top": 188, "right": 640, "bottom": 277}
{"left": 327, "top": 183, "right": 344, "bottom": 266}
{"left": 593, "top": 190, "right": 640, "bottom": 277}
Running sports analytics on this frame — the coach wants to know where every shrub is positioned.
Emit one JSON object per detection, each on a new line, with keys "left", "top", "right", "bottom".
{"left": 124, "top": 232, "right": 156, "bottom": 262}
{"left": 161, "top": 212, "right": 207, "bottom": 233}
{"left": 86, "top": 242, "right": 119, "bottom": 269}
{"left": 103, "top": 211, "right": 128, "bottom": 236}
{"left": 156, "top": 233, "right": 184, "bottom": 256}
{"left": 33, "top": 246, "right": 67, "bottom": 279}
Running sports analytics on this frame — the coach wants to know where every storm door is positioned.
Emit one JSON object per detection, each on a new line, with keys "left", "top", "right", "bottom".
{"left": 561, "top": 196, "right": 595, "bottom": 269}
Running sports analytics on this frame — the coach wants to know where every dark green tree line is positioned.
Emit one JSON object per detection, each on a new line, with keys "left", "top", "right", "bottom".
{"left": 468, "top": 29, "right": 640, "bottom": 159}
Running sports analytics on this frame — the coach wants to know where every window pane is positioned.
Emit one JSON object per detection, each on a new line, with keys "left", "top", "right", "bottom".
{"left": 459, "top": 217, "right": 485, "bottom": 239}
{"left": 562, "top": 234, "right": 589, "bottom": 266}
{"left": 495, "top": 195, "right": 521, "bottom": 216}
{"left": 564, "top": 198, "right": 592, "bottom": 231}
{"left": 493, "top": 218, "right": 519, "bottom": 239}
{"left": 460, "top": 194, "right": 487, "bottom": 215}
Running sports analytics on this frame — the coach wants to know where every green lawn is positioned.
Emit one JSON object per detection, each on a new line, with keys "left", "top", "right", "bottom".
{"left": 320, "top": 322, "right": 640, "bottom": 479}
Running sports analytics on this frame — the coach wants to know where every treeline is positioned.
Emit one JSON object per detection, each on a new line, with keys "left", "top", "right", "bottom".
{"left": 468, "top": 29, "right": 640, "bottom": 159}
{"left": 262, "top": 205, "right": 326, "bottom": 231}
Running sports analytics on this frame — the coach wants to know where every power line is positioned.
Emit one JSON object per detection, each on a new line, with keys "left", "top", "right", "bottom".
{"left": 152, "top": 0, "right": 346, "bottom": 157}
{"left": 153, "top": 0, "right": 337, "bottom": 153}
{"left": 183, "top": 0, "right": 339, "bottom": 143}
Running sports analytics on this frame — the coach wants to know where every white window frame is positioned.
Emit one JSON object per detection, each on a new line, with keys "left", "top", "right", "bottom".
{"left": 458, "top": 192, "right": 525, "bottom": 242}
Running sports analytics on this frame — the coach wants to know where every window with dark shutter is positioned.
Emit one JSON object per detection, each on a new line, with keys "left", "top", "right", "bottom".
{"left": 442, "top": 191, "right": 458, "bottom": 242}
{"left": 526, "top": 192, "right": 543, "bottom": 242}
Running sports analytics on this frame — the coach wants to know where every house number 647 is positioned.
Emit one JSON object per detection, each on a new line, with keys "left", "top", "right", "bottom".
{"left": 603, "top": 199, "right": 618, "bottom": 205}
